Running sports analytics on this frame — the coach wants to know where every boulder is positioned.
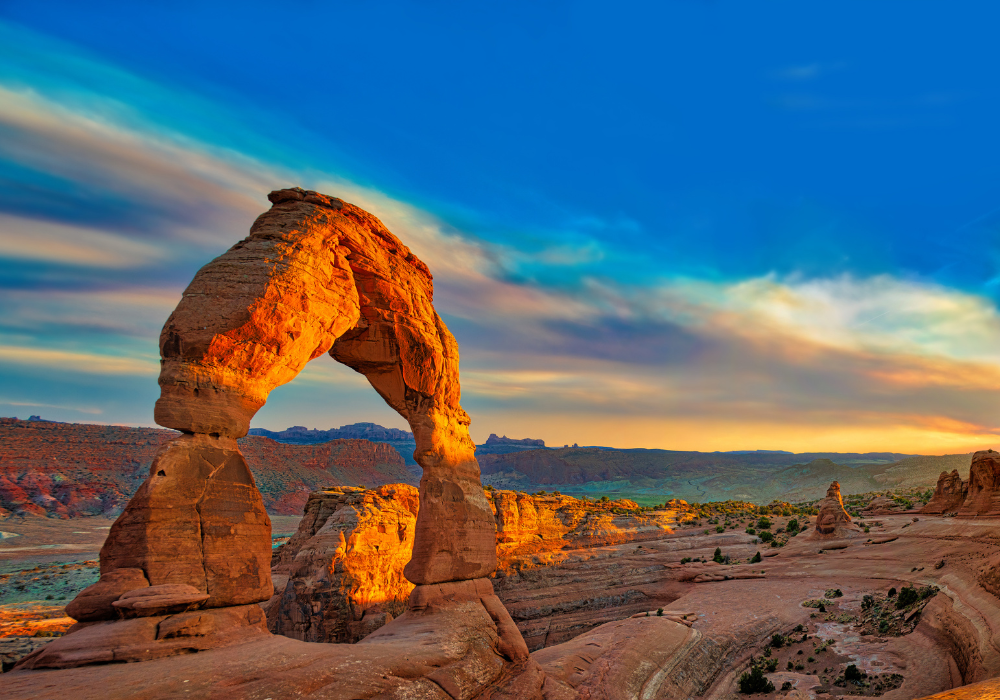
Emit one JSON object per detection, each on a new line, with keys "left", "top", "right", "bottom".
{"left": 923, "top": 469, "right": 968, "bottom": 514}
{"left": 65, "top": 568, "right": 149, "bottom": 622}
{"left": 111, "top": 584, "right": 210, "bottom": 617}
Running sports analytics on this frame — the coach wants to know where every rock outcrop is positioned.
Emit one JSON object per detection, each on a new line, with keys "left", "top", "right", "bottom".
{"left": 922, "top": 469, "right": 968, "bottom": 515}
{"left": 266, "top": 484, "right": 419, "bottom": 643}
{"left": 264, "top": 485, "right": 696, "bottom": 645}
{"left": 811, "top": 481, "right": 861, "bottom": 538}
{"left": 958, "top": 450, "right": 1000, "bottom": 516}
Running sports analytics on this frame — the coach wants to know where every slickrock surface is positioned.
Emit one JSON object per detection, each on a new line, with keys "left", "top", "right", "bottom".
{"left": 923, "top": 469, "right": 968, "bottom": 515}
{"left": 958, "top": 450, "right": 1000, "bottom": 517}
{"left": 266, "top": 485, "right": 420, "bottom": 643}
{"left": 811, "top": 481, "right": 862, "bottom": 538}
{"left": 0, "top": 418, "right": 413, "bottom": 517}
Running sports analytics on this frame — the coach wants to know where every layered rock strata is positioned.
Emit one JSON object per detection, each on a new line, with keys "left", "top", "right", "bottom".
{"left": 923, "top": 469, "right": 968, "bottom": 515}
{"left": 811, "top": 481, "right": 862, "bottom": 538}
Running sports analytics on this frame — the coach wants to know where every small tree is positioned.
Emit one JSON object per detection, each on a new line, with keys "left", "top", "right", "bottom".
{"left": 737, "top": 665, "right": 775, "bottom": 694}
{"left": 713, "top": 547, "right": 723, "bottom": 563}
{"left": 751, "top": 551, "right": 762, "bottom": 563}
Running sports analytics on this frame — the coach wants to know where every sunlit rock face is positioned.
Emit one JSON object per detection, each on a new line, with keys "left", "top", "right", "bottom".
{"left": 266, "top": 485, "right": 419, "bottom": 643}
{"left": 73, "top": 188, "right": 497, "bottom": 628}
{"left": 811, "top": 481, "right": 861, "bottom": 538}
{"left": 959, "top": 451, "right": 1000, "bottom": 516}
{"left": 922, "top": 469, "right": 968, "bottom": 515}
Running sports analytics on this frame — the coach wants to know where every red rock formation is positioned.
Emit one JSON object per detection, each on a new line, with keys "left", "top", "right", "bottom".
{"left": 50, "top": 189, "right": 509, "bottom": 676}
{"left": 151, "top": 187, "right": 495, "bottom": 585}
{"left": 99, "top": 433, "right": 272, "bottom": 611}
{"left": 811, "top": 481, "right": 861, "bottom": 538}
{"left": 922, "top": 469, "right": 967, "bottom": 515}
{"left": 266, "top": 484, "right": 419, "bottom": 643}
{"left": 958, "top": 450, "right": 1000, "bottom": 516}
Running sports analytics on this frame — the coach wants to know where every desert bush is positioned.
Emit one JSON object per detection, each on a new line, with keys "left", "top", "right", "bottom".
{"left": 844, "top": 664, "right": 865, "bottom": 682}
{"left": 713, "top": 547, "right": 723, "bottom": 562}
{"left": 716, "top": 525, "right": 725, "bottom": 533}
{"left": 657, "top": 608, "right": 663, "bottom": 616}
{"left": 681, "top": 557, "right": 691, "bottom": 564}
{"left": 862, "top": 594, "right": 875, "bottom": 610}
{"left": 751, "top": 551, "right": 762, "bottom": 563}
{"left": 787, "top": 518, "right": 799, "bottom": 532}
{"left": 738, "top": 665, "right": 774, "bottom": 694}
{"left": 765, "top": 658, "right": 778, "bottom": 672}
{"left": 825, "top": 589, "right": 843, "bottom": 598}
{"left": 888, "top": 587, "right": 897, "bottom": 597}
{"left": 746, "top": 527, "right": 757, "bottom": 535}
{"left": 781, "top": 681, "right": 792, "bottom": 691}
{"left": 757, "top": 517, "right": 772, "bottom": 530}
{"left": 770, "top": 633, "right": 785, "bottom": 648}
{"left": 896, "top": 586, "right": 919, "bottom": 609}
{"left": 758, "top": 531, "right": 774, "bottom": 543}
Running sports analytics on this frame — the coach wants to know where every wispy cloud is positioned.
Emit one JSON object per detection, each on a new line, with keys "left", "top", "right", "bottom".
{"left": 0, "top": 344, "right": 158, "bottom": 375}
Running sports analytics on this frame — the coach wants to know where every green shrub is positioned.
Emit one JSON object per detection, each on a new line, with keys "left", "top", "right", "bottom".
{"left": 716, "top": 525, "right": 725, "bottom": 533}
{"left": 758, "top": 531, "right": 774, "bottom": 543}
{"left": 896, "top": 586, "right": 919, "bottom": 609}
{"left": 770, "top": 633, "right": 785, "bottom": 648}
{"left": 751, "top": 551, "right": 762, "bottom": 563}
{"left": 713, "top": 547, "right": 723, "bottom": 562}
{"left": 888, "top": 587, "right": 897, "bottom": 597}
{"left": 845, "top": 664, "right": 865, "bottom": 682}
{"left": 681, "top": 557, "right": 691, "bottom": 564}
{"left": 787, "top": 518, "right": 799, "bottom": 532}
{"left": 738, "top": 666, "right": 775, "bottom": 694}
{"left": 746, "top": 527, "right": 757, "bottom": 535}
{"left": 657, "top": 608, "right": 663, "bottom": 616}
{"left": 765, "top": 658, "right": 778, "bottom": 672}
{"left": 757, "top": 517, "right": 772, "bottom": 530}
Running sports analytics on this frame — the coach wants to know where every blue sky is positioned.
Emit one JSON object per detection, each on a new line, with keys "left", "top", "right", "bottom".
{"left": 1, "top": 1, "right": 1000, "bottom": 452}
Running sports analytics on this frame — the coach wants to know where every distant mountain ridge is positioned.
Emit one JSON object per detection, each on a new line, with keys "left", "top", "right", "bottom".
{"left": 0, "top": 418, "right": 414, "bottom": 518}
{"left": 477, "top": 446, "right": 972, "bottom": 504}
{"left": 249, "top": 422, "right": 413, "bottom": 442}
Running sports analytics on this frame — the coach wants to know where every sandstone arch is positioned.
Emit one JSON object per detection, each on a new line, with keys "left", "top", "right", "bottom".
{"left": 95, "top": 188, "right": 496, "bottom": 617}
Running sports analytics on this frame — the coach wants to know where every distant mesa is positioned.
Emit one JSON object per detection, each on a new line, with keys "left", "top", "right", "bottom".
{"left": 249, "top": 422, "right": 414, "bottom": 443}
{"left": 484, "top": 433, "right": 545, "bottom": 447}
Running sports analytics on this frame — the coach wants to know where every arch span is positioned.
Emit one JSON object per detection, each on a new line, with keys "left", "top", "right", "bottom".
{"left": 97, "top": 188, "right": 496, "bottom": 614}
